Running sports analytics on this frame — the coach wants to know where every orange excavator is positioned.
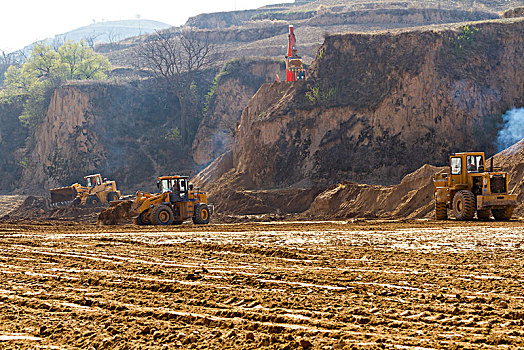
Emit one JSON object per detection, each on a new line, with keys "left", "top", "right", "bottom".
{"left": 285, "top": 25, "right": 307, "bottom": 82}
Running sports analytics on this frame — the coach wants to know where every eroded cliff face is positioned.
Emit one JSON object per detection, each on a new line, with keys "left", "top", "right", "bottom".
{"left": 25, "top": 87, "right": 103, "bottom": 191}
{"left": 0, "top": 100, "right": 28, "bottom": 192}
{"left": 192, "top": 59, "right": 285, "bottom": 166}
{"left": 232, "top": 19, "right": 524, "bottom": 189}
{"left": 22, "top": 81, "right": 192, "bottom": 193}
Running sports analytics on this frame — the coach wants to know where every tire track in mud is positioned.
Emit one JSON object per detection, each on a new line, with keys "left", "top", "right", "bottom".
{"left": 0, "top": 221, "right": 523, "bottom": 349}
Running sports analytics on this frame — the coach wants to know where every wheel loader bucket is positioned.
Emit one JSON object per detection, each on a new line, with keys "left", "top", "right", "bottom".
{"left": 50, "top": 186, "right": 78, "bottom": 206}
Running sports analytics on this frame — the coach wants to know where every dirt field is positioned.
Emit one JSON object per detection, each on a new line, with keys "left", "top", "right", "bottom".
{"left": 0, "top": 220, "right": 523, "bottom": 349}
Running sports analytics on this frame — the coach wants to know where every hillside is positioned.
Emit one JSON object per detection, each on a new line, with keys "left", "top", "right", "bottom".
{"left": 7, "top": 59, "right": 285, "bottom": 195}
{"left": 100, "top": 0, "right": 519, "bottom": 67}
{"left": 231, "top": 19, "right": 524, "bottom": 188}
{"left": 192, "top": 18, "right": 524, "bottom": 217}
{"left": 19, "top": 20, "right": 171, "bottom": 55}
{"left": 1, "top": 1, "right": 523, "bottom": 200}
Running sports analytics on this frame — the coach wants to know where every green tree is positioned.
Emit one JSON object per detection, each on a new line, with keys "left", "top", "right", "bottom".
{"left": 58, "top": 41, "right": 111, "bottom": 80}
{"left": 1, "top": 41, "right": 111, "bottom": 128}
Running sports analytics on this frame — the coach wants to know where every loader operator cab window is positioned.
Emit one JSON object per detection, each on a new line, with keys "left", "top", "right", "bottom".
{"left": 96, "top": 177, "right": 101, "bottom": 186}
{"left": 451, "top": 157, "right": 462, "bottom": 175}
{"left": 86, "top": 177, "right": 94, "bottom": 187}
{"left": 178, "top": 179, "right": 187, "bottom": 199}
{"left": 467, "top": 155, "right": 484, "bottom": 173}
{"left": 160, "top": 179, "right": 178, "bottom": 193}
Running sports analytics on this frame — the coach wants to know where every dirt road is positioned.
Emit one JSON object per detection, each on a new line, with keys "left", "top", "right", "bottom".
{"left": 0, "top": 220, "right": 523, "bottom": 349}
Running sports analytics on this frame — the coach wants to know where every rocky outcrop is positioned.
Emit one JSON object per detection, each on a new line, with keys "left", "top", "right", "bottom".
{"left": 25, "top": 86, "right": 103, "bottom": 191}
{"left": 232, "top": 19, "right": 524, "bottom": 189}
{"left": 192, "top": 58, "right": 285, "bottom": 166}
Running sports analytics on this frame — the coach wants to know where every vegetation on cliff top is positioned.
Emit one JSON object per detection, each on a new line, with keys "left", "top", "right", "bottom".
{"left": 1, "top": 41, "right": 111, "bottom": 129}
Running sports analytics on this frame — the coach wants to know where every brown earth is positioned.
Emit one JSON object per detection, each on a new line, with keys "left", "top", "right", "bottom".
{"left": 1, "top": 196, "right": 105, "bottom": 223}
{"left": 493, "top": 139, "right": 524, "bottom": 215}
{"left": 192, "top": 137, "right": 523, "bottom": 220}
{"left": 0, "top": 220, "right": 523, "bottom": 349}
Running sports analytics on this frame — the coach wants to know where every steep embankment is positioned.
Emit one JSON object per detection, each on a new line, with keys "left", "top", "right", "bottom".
{"left": 17, "top": 58, "right": 283, "bottom": 194}
{"left": 233, "top": 19, "right": 524, "bottom": 189}
{"left": 21, "top": 81, "right": 193, "bottom": 194}
{"left": 192, "top": 58, "right": 285, "bottom": 166}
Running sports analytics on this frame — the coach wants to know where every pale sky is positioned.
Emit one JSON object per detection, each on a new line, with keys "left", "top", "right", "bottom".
{"left": 0, "top": 0, "right": 294, "bottom": 52}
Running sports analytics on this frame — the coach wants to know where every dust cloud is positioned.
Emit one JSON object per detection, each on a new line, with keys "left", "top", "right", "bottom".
{"left": 497, "top": 107, "right": 524, "bottom": 151}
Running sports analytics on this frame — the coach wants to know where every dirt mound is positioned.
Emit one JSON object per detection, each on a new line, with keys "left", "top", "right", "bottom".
{"left": 303, "top": 165, "right": 444, "bottom": 220}
{"left": 493, "top": 138, "right": 524, "bottom": 216}
{"left": 0, "top": 195, "right": 27, "bottom": 215}
{"left": 1, "top": 195, "right": 104, "bottom": 222}
{"left": 2, "top": 196, "right": 50, "bottom": 220}
{"left": 192, "top": 153, "right": 322, "bottom": 216}
{"left": 304, "top": 140, "right": 524, "bottom": 220}
{"left": 97, "top": 200, "right": 137, "bottom": 225}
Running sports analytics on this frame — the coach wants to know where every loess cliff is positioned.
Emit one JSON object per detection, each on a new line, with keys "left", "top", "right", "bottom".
{"left": 231, "top": 18, "right": 524, "bottom": 189}
{"left": 21, "top": 81, "right": 193, "bottom": 193}
{"left": 192, "top": 58, "right": 285, "bottom": 166}
{"left": 192, "top": 18, "right": 524, "bottom": 217}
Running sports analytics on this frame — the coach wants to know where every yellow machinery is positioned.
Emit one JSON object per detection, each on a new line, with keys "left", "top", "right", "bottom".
{"left": 433, "top": 152, "right": 517, "bottom": 220}
{"left": 50, "top": 174, "right": 121, "bottom": 207}
{"left": 133, "top": 175, "right": 213, "bottom": 225}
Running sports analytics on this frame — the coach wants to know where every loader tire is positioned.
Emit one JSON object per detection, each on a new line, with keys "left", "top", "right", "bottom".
{"left": 72, "top": 197, "right": 81, "bottom": 207}
{"left": 435, "top": 202, "right": 447, "bottom": 220}
{"left": 107, "top": 192, "right": 119, "bottom": 202}
{"left": 135, "top": 212, "right": 149, "bottom": 225}
{"left": 453, "top": 190, "right": 476, "bottom": 221}
{"left": 86, "top": 196, "right": 100, "bottom": 207}
{"left": 492, "top": 206, "right": 514, "bottom": 221}
{"left": 151, "top": 205, "right": 174, "bottom": 225}
{"left": 193, "top": 204, "right": 210, "bottom": 225}
{"left": 477, "top": 209, "right": 491, "bottom": 221}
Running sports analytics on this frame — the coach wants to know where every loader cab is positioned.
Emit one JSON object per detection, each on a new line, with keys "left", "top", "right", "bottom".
{"left": 448, "top": 152, "right": 486, "bottom": 189}
{"left": 158, "top": 175, "right": 189, "bottom": 200}
{"left": 85, "top": 174, "right": 102, "bottom": 188}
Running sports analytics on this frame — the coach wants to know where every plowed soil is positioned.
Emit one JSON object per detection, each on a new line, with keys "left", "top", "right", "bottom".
{"left": 1, "top": 219, "right": 523, "bottom": 349}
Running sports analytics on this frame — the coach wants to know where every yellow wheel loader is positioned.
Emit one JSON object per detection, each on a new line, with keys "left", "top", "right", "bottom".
{"left": 433, "top": 152, "right": 517, "bottom": 221}
{"left": 50, "top": 174, "right": 121, "bottom": 207}
{"left": 132, "top": 175, "right": 213, "bottom": 225}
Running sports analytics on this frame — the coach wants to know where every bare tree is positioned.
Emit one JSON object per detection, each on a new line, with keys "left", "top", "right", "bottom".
{"left": 107, "top": 28, "right": 121, "bottom": 47}
{"left": 84, "top": 32, "right": 103, "bottom": 50}
{"left": 134, "top": 29, "right": 218, "bottom": 144}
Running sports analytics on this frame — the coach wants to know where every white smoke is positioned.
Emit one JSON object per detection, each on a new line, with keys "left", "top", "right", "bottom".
{"left": 497, "top": 107, "right": 524, "bottom": 151}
